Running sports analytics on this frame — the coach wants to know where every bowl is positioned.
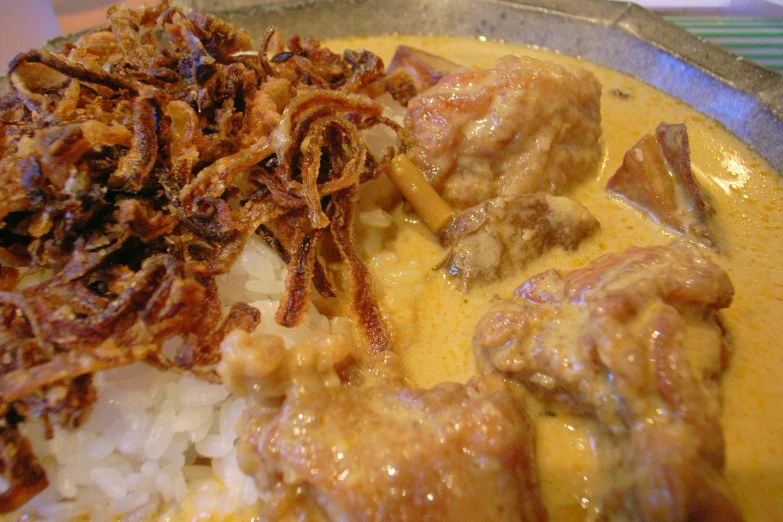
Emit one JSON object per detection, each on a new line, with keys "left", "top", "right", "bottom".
{"left": 180, "top": 0, "right": 783, "bottom": 173}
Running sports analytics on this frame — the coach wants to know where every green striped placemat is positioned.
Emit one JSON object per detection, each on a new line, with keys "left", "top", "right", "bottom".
{"left": 665, "top": 16, "right": 783, "bottom": 72}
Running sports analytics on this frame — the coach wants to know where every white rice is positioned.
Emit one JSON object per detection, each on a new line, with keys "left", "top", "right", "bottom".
{"left": 10, "top": 235, "right": 330, "bottom": 521}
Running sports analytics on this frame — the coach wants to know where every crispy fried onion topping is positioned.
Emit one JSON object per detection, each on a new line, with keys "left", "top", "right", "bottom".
{"left": 0, "top": 0, "right": 399, "bottom": 510}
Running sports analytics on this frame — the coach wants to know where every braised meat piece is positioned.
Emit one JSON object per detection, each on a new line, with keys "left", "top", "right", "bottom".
{"left": 221, "top": 331, "right": 547, "bottom": 522}
{"left": 404, "top": 55, "right": 602, "bottom": 211}
{"left": 441, "top": 194, "right": 599, "bottom": 291}
{"left": 244, "top": 379, "right": 545, "bottom": 522}
{"left": 473, "top": 242, "right": 742, "bottom": 522}
{"left": 384, "top": 46, "right": 461, "bottom": 106}
{"left": 607, "top": 123, "right": 716, "bottom": 248}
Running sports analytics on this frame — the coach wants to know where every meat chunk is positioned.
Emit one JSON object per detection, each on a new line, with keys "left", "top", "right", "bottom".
{"left": 441, "top": 194, "right": 599, "bottom": 291}
{"left": 222, "top": 331, "right": 547, "bottom": 522}
{"left": 404, "top": 55, "right": 602, "bottom": 211}
{"left": 607, "top": 123, "right": 716, "bottom": 248}
{"left": 241, "top": 378, "right": 545, "bottom": 522}
{"left": 473, "top": 242, "right": 742, "bottom": 522}
{"left": 385, "top": 46, "right": 461, "bottom": 105}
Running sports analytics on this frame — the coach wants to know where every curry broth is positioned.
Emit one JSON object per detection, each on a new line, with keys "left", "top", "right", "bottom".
{"left": 327, "top": 35, "right": 783, "bottom": 521}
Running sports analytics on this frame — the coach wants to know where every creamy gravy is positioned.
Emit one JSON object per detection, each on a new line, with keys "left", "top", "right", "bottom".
{"left": 328, "top": 35, "right": 783, "bottom": 521}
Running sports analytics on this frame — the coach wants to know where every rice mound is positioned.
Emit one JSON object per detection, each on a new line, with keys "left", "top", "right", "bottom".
{"left": 9, "top": 236, "right": 329, "bottom": 521}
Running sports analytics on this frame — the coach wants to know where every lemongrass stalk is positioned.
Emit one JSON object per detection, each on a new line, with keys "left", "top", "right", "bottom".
{"left": 388, "top": 154, "right": 453, "bottom": 234}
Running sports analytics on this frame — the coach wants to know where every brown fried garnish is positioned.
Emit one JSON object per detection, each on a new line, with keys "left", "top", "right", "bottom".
{"left": 276, "top": 228, "right": 325, "bottom": 327}
{"left": 0, "top": 418, "right": 48, "bottom": 514}
{"left": 109, "top": 97, "right": 158, "bottom": 190}
{"left": 265, "top": 89, "right": 398, "bottom": 345}
{"left": 329, "top": 188, "right": 396, "bottom": 353}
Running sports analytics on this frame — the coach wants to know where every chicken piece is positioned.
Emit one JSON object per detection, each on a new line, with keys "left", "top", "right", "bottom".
{"left": 607, "top": 123, "right": 716, "bottom": 248}
{"left": 221, "top": 330, "right": 547, "bottom": 522}
{"left": 404, "top": 55, "right": 602, "bottom": 211}
{"left": 241, "top": 377, "right": 546, "bottom": 522}
{"left": 473, "top": 242, "right": 742, "bottom": 522}
{"left": 441, "top": 194, "right": 599, "bottom": 291}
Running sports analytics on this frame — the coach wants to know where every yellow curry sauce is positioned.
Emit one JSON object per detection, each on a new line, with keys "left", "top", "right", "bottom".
{"left": 326, "top": 35, "right": 783, "bottom": 521}
{"left": 6, "top": 33, "right": 775, "bottom": 522}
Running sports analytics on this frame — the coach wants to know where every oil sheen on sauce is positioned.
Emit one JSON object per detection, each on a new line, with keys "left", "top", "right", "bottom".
{"left": 328, "top": 35, "right": 783, "bottom": 521}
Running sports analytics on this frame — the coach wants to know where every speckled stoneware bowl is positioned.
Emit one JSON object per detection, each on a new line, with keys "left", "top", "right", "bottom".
{"left": 25, "top": 0, "right": 782, "bottom": 172}
{"left": 181, "top": 0, "right": 783, "bottom": 173}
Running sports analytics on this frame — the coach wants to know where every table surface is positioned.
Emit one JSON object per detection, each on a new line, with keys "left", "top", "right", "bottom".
{"left": 667, "top": 15, "right": 783, "bottom": 71}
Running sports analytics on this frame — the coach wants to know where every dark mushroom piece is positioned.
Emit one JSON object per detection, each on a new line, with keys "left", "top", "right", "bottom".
{"left": 607, "top": 122, "right": 717, "bottom": 249}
